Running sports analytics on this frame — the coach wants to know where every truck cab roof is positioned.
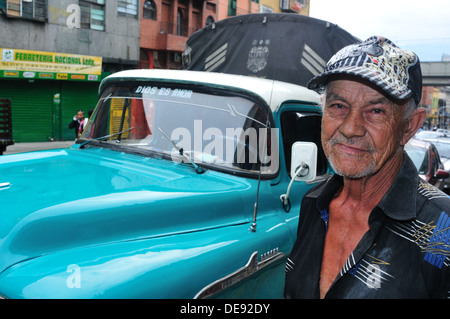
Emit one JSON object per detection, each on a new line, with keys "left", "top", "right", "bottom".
{"left": 100, "top": 69, "right": 320, "bottom": 112}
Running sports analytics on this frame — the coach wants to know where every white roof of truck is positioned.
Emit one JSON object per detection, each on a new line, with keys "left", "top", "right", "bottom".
{"left": 101, "top": 69, "right": 320, "bottom": 112}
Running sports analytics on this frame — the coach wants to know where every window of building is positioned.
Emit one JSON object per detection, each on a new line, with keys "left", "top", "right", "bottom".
{"left": 280, "top": 0, "right": 305, "bottom": 12}
{"left": 205, "top": 15, "right": 214, "bottom": 26}
{"left": 143, "top": 0, "right": 156, "bottom": 20}
{"left": 22, "top": 0, "right": 35, "bottom": 18}
{"left": 4, "top": 0, "right": 21, "bottom": 17}
{"left": 228, "top": 0, "right": 236, "bottom": 16}
{"left": 2, "top": 0, "right": 47, "bottom": 21}
{"left": 260, "top": 5, "right": 273, "bottom": 13}
{"left": 80, "top": 0, "right": 105, "bottom": 31}
{"left": 118, "top": 0, "right": 138, "bottom": 17}
{"left": 0, "top": 0, "right": 8, "bottom": 15}
{"left": 205, "top": 2, "right": 216, "bottom": 13}
{"left": 176, "top": 9, "right": 183, "bottom": 36}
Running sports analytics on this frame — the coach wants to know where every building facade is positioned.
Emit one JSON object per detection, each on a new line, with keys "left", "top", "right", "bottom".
{"left": 1, "top": 0, "right": 309, "bottom": 142}
{"left": 216, "top": 0, "right": 259, "bottom": 20}
{"left": 422, "top": 86, "right": 449, "bottom": 129}
{"left": 140, "top": 0, "right": 218, "bottom": 70}
{"left": 0, "top": 0, "right": 140, "bottom": 142}
{"left": 139, "top": 0, "right": 309, "bottom": 70}
{"left": 139, "top": 0, "right": 261, "bottom": 70}
{"left": 259, "top": 0, "right": 309, "bottom": 15}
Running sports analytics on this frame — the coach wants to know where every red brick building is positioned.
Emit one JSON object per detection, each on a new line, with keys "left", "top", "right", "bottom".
{"left": 139, "top": 0, "right": 260, "bottom": 69}
{"left": 140, "top": 0, "right": 219, "bottom": 69}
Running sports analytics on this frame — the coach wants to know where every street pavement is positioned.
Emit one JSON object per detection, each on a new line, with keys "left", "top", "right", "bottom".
{"left": 3, "top": 141, "right": 75, "bottom": 155}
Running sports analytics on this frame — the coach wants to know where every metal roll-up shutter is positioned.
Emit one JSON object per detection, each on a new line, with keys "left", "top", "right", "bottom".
{"left": 0, "top": 80, "right": 56, "bottom": 142}
{"left": 60, "top": 81, "right": 100, "bottom": 141}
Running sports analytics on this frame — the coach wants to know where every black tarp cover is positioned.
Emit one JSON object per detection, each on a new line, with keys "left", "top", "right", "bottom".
{"left": 182, "top": 13, "right": 360, "bottom": 87}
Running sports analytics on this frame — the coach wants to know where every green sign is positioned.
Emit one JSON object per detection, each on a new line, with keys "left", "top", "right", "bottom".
{"left": 1, "top": 48, "right": 102, "bottom": 82}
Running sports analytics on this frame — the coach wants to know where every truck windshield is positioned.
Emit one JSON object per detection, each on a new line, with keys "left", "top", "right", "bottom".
{"left": 80, "top": 82, "right": 278, "bottom": 177}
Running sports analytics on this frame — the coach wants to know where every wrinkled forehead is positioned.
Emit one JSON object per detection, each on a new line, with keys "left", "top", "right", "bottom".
{"left": 324, "top": 77, "right": 408, "bottom": 108}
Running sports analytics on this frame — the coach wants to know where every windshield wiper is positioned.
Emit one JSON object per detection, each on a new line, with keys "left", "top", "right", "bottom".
{"left": 158, "top": 127, "right": 206, "bottom": 174}
{"left": 79, "top": 127, "right": 135, "bottom": 149}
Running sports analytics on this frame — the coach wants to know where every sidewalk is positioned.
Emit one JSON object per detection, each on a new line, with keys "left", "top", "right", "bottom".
{"left": 3, "top": 141, "right": 75, "bottom": 155}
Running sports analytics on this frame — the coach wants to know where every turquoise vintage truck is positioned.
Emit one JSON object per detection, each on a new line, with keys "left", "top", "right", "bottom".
{"left": 0, "top": 68, "right": 330, "bottom": 299}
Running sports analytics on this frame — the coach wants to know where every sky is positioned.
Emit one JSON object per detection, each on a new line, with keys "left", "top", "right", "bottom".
{"left": 308, "top": 0, "right": 450, "bottom": 62}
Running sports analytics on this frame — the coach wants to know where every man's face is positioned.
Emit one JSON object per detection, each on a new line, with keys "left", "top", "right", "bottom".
{"left": 321, "top": 79, "right": 407, "bottom": 179}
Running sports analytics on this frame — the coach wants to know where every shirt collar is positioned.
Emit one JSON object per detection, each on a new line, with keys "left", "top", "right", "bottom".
{"left": 377, "top": 153, "right": 418, "bottom": 221}
{"left": 308, "top": 152, "right": 418, "bottom": 222}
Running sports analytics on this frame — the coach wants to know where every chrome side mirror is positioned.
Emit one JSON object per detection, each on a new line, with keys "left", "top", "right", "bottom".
{"left": 281, "top": 142, "right": 318, "bottom": 212}
{"left": 290, "top": 142, "right": 317, "bottom": 182}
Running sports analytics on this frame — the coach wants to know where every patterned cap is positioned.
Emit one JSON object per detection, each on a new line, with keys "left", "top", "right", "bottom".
{"left": 307, "top": 36, "right": 422, "bottom": 105}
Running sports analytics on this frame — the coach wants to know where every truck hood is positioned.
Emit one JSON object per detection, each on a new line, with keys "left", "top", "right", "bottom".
{"left": 0, "top": 147, "right": 254, "bottom": 273}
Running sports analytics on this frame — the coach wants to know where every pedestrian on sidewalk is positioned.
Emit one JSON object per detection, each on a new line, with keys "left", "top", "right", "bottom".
{"left": 69, "top": 110, "right": 87, "bottom": 140}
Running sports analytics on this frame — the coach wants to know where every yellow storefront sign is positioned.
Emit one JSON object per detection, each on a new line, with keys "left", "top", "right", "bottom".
{"left": 0, "top": 48, "right": 102, "bottom": 81}
{"left": 4, "top": 71, "right": 19, "bottom": 77}
{"left": 70, "top": 74, "right": 86, "bottom": 80}
{"left": 57, "top": 73, "right": 69, "bottom": 80}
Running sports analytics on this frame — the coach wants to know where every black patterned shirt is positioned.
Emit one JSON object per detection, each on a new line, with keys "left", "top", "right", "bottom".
{"left": 284, "top": 154, "right": 450, "bottom": 299}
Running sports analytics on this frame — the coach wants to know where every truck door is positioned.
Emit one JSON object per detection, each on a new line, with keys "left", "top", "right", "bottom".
{"left": 275, "top": 107, "right": 330, "bottom": 227}
{"left": 280, "top": 111, "right": 328, "bottom": 178}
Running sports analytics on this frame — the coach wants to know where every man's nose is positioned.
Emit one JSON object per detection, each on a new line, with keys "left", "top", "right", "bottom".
{"left": 338, "top": 109, "right": 366, "bottom": 139}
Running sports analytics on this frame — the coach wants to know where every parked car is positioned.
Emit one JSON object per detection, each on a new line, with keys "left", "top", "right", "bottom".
{"left": 432, "top": 140, "right": 450, "bottom": 193}
{"left": 405, "top": 138, "right": 449, "bottom": 190}
{"left": 423, "top": 139, "right": 450, "bottom": 194}
{"left": 415, "top": 130, "right": 450, "bottom": 142}
{"left": 0, "top": 69, "right": 330, "bottom": 299}
{"left": 436, "top": 128, "right": 450, "bottom": 135}
{"left": 414, "top": 132, "right": 450, "bottom": 194}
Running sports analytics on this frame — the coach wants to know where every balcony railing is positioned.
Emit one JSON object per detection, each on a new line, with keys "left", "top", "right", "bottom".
{"left": 159, "top": 22, "right": 199, "bottom": 37}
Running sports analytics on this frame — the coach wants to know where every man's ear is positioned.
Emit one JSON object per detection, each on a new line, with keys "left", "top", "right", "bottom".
{"left": 400, "top": 107, "right": 427, "bottom": 146}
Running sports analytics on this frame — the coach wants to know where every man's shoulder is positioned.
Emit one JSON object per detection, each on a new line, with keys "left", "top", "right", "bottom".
{"left": 417, "top": 179, "right": 450, "bottom": 220}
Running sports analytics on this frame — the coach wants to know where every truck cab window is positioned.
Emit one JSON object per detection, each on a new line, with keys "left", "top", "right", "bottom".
{"left": 280, "top": 111, "right": 328, "bottom": 177}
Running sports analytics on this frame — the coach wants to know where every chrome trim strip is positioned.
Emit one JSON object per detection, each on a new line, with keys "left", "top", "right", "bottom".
{"left": 0, "top": 183, "right": 11, "bottom": 190}
{"left": 194, "top": 250, "right": 285, "bottom": 299}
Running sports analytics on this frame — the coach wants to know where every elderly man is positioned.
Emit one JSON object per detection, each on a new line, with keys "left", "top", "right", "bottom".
{"left": 284, "top": 36, "right": 450, "bottom": 298}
